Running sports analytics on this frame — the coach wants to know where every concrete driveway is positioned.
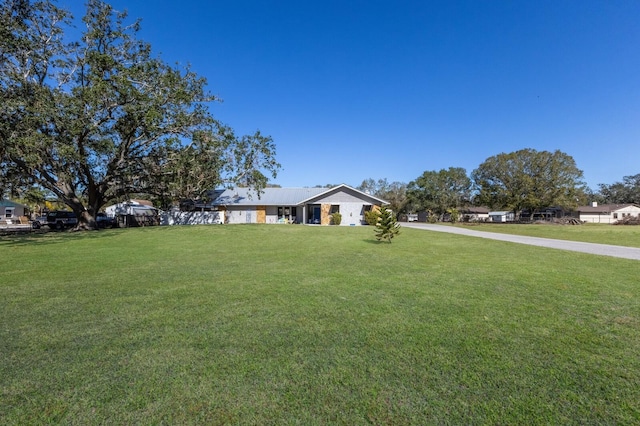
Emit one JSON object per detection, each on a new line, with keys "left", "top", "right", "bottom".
{"left": 402, "top": 223, "right": 640, "bottom": 261}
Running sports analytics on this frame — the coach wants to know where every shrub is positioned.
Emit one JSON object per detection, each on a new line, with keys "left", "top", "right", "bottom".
{"left": 364, "top": 210, "right": 379, "bottom": 225}
{"left": 331, "top": 212, "right": 342, "bottom": 225}
{"left": 448, "top": 208, "right": 460, "bottom": 224}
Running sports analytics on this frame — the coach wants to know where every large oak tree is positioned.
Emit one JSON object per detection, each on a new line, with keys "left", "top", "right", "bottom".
{"left": 471, "top": 149, "right": 585, "bottom": 218}
{"left": 406, "top": 167, "right": 471, "bottom": 220}
{"left": 1, "top": 0, "right": 280, "bottom": 229}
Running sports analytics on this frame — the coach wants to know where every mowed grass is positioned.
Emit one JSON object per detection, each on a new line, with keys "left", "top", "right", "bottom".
{"left": 454, "top": 222, "right": 640, "bottom": 248}
{"left": 1, "top": 225, "right": 639, "bottom": 424}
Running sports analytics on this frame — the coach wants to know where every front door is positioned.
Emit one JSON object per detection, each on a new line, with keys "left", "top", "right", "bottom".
{"left": 312, "top": 206, "right": 320, "bottom": 224}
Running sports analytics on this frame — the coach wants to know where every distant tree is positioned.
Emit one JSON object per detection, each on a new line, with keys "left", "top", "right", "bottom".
{"left": 406, "top": 167, "right": 471, "bottom": 220}
{"left": 597, "top": 173, "right": 640, "bottom": 204}
{"left": 357, "top": 178, "right": 408, "bottom": 216}
{"left": 0, "top": 0, "right": 279, "bottom": 229}
{"left": 357, "top": 178, "right": 382, "bottom": 195}
{"left": 471, "top": 149, "right": 585, "bottom": 218}
{"left": 374, "top": 205, "right": 400, "bottom": 243}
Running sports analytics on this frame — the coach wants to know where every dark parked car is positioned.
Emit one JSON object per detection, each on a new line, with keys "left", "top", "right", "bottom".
{"left": 46, "top": 211, "right": 78, "bottom": 230}
{"left": 96, "top": 212, "right": 116, "bottom": 228}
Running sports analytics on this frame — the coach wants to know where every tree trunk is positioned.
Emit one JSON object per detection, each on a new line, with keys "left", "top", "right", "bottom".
{"left": 77, "top": 210, "right": 98, "bottom": 230}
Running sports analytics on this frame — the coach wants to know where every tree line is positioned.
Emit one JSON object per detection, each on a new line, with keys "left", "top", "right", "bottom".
{"left": 357, "top": 149, "right": 639, "bottom": 221}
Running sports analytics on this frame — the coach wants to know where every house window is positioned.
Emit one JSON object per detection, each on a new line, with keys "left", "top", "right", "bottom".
{"left": 330, "top": 205, "right": 340, "bottom": 214}
{"left": 277, "top": 206, "right": 296, "bottom": 222}
{"left": 5, "top": 207, "right": 14, "bottom": 218}
{"left": 613, "top": 213, "right": 618, "bottom": 219}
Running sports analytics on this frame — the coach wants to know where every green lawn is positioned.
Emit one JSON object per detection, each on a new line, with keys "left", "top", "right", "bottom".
{"left": 452, "top": 222, "right": 640, "bottom": 248}
{"left": 1, "top": 225, "right": 639, "bottom": 424}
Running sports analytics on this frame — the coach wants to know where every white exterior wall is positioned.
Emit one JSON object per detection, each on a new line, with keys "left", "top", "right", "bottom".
{"left": 161, "top": 211, "right": 223, "bottom": 225}
{"left": 580, "top": 213, "right": 612, "bottom": 224}
{"left": 580, "top": 206, "right": 640, "bottom": 224}
{"left": 226, "top": 206, "right": 256, "bottom": 224}
{"left": 312, "top": 190, "right": 377, "bottom": 226}
{"left": 464, "top": 213, "right": 489, "bottom": 222}
{"left": 337, "top": 202, "right": 367, "bottom": 225}
{"left": 615, "top": 205, "right": 640, "bottom": 218}
{"left": 265, "top": 206, "right": 279, "bottom": 223}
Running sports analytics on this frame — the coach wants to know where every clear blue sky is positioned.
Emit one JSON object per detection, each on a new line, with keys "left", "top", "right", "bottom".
{"left": 64, "top": 1, "right": 639, "bottom": 190}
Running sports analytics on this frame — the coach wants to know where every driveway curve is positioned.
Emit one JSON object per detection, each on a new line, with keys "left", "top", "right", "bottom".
{"left": 402, "top": 223, "right": 640, "bottom": 261}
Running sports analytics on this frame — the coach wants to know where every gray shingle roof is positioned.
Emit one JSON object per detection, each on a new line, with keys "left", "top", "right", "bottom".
{"left": 0, "top": 199, "right": 26, "bottom": 208}
{"left": 210, "top": 184, "right": 389, "bottom": 206}
{"left": 212, "top": 187, "right": 328, "bottom": 206}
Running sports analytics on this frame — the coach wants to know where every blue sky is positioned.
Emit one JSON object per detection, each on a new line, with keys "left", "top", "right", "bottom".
{"left": 64, "top": 1, "right": 639, "bottom": 190}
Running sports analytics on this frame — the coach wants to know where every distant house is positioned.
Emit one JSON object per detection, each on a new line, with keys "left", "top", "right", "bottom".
{"left": 574, "top": 202, "right": 640, "bottom": 224}
{"left": 0, "top": 199, "right": 28, "bottom": 220}
{"left": 205, "top": 184, "right": 387, "bottom": 226}
{"left": 461, "top": 206, "right": 490, "bottom": 222}
{"left": 488, "top": 211, "right": 515, "bottom": 223}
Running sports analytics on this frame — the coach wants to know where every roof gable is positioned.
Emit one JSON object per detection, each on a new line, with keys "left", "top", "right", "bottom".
{"left": 300, "top": 184, "right": 388, "bottom": 205}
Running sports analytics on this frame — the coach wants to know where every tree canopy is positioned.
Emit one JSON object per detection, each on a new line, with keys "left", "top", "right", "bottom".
{"left": 406, "top": 167, "right": 471, "bottom": 220}
{"left": 471, "top": 149, "right": 585, "bottom": 216}
{"left": 0, "top": 0, "right": 280, "bottom": 228}
{"left": 597, "top": 173, "right": 640, "bottom": 205}
{"left": 357, "top": 178, "right": 408, "bottom": 216}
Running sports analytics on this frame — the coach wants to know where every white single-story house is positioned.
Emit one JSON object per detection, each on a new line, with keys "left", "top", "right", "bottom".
{"left": 0, "top": 199, "right": 28, "bottom": 220}
{"left": 574, "top": 202, "right": 640, "bottom": 224}
{"left": 461, "top": 206, "right": 490, "bottom": 222}
{"left": 488, "top": 211, "right": 515, "bottom": 223}
{"left": 206, "top": 184, "right": 387, "bottom": 225}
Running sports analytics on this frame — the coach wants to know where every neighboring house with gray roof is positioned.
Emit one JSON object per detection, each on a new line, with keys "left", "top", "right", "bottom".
{"left": 0, "top": 199, "right": 28, "bottom": 220}
{"left": 208, "top": 184, "right": 387, "bottom": 225}
{"left": 574, "top": 202, "right": 640, "bottom": 224}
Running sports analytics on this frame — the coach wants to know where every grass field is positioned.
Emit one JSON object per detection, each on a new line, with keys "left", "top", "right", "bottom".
{"left": 1, "top": 225, "right": 639, "bottom": 424}
{"left": 453, "top": 222, "right": 640, "bottom": 248}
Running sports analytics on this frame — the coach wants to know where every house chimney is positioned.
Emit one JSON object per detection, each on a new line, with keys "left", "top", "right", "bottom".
{"left": 591, "top": 201, "right": 598, "bottom": 207}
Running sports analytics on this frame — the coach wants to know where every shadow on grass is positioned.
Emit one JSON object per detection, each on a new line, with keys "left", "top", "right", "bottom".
{"left": 0, "top": 227, "right": 127, "bottom": 247}
{"left": 362, "top": 239, "right": 393, "bottom": 244}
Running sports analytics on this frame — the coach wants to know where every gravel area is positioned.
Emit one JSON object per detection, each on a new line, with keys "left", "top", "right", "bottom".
{"left": 402, "top": 223, "right": 640, "bottom": 261}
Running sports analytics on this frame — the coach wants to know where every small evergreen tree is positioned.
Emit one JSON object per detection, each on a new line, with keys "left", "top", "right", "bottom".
{"left": 375, "top": 205, "right": 400, "bottom": 243}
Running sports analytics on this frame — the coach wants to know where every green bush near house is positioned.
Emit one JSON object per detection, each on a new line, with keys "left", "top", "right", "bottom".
{"left": 1, "top": 225, "right": 639, "bottom": 424}
{"left": 331, "top": 211, "right": 342, "bottom": 225}
{"left": 364, "top": 209, "right": 378, "bottom": 225}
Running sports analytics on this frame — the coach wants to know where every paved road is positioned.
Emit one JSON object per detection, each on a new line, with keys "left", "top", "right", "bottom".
{"left": 401, "top": 223, "right": 640, "bottom": 261}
